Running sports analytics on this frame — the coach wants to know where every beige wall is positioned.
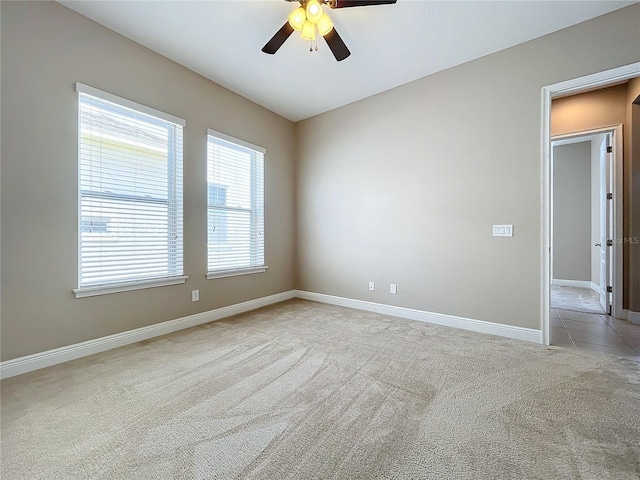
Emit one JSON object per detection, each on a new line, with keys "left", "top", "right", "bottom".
{"left": 551, "top": 84, "right": 628, "bottom": 136}
{"left": 552, "top": 82, "right": 637, "bottom": 310}
{"left": 628, "top": 77, "right": 640, "bottom": 311}
{"left": 2, "top": 3, "right": 640, "bottom": 363}
{"left": 552, "top": 142, "right": 592, "bottom": 282}
{"left": 296, "top": 5, "right": 640, "bottom": 330}
{"left": 0, "top": 1, "right": 296, "bottom": 361}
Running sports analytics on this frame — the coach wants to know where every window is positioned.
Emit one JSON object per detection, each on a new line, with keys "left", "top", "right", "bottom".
{"left": 208, "top": 184, "right": 228, "bottom": 243}
{"left": 80, "top": 217, "right": 110, "bottom": 234}
{"left": 74, "top": 83, "right": 186, "bottom": 297}
{"left": 207, "top": 129, "right": 266, "bottom": 278}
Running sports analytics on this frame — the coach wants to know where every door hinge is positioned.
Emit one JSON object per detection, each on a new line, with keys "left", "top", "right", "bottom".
{"left": 607, "top": 146, "right": 613, "bottom": 153}
{"left": 607, "top": 286, "right": 613, "bottom": 293}
{"left": 607, "top": 193, "right": 613, "bottom": 200}
{"left": 607, "top": 239, "right": 613, "bottom": 247}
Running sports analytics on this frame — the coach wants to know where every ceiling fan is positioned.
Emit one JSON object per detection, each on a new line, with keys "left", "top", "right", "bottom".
{"left": 262, "top": 0, "right": 397, "bottom": 62}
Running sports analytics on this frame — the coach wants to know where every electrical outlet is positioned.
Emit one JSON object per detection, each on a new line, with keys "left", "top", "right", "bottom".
{"left": 390, "top": 283, "right": 397, "bottom": 294}
{"left": 192, "top": 290, "right": 199, "bottom": 302}
{"left": 368, "top": 281, "right": 375, "bottom": 291}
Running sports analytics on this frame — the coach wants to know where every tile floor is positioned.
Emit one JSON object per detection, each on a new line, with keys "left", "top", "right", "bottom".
{"left": 550, "top": 308, "right": 640, "bottom": 361}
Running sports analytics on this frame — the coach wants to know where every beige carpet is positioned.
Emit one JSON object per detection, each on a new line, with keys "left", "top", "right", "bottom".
{"left": 2, "top": 299, "right": 639, "bottom": 479}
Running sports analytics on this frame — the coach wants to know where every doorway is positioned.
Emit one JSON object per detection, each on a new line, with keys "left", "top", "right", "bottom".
{"left": 541, "top": 62, "right": 640, "bottom": 347}
{"left": 550, "top": 127, "right": 618, "bottom": 318}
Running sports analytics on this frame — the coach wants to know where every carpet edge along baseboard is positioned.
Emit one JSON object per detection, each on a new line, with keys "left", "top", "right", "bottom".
{"left": 0, "top": 290, "right": 542, "bottom": 379}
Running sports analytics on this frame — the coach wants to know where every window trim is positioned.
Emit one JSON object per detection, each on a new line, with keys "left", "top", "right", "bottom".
{"left": 206, "top": 129, "right": 267, "bottom": 279}
{"left": 75, "top": 83, "right": 186, "bottom": 126}
{"left": 206, "top": 129, "right": 266, "bottom": 155}
{"left": 73, "top": 276, "right": 188, "bottom": 298}
{"left": 206, "top": 266, "right": 268, "bottom": 280}
{"left": 74, "top": 83, "right": 186, "bottom": 297}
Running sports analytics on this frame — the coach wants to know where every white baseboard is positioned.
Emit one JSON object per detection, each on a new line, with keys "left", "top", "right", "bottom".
{"left": 0, "top": 289, "right": 545, "bottom": 380}
{"left": 590, "top": 282, "right": 604, "bottom": 296}
{"left": 552, "top": 279, "right": 597, "bottom": 291}
{"left": 295, "top": 290, "right": 542, "bottom": 344}
{"left": 621, "top": 309, "right": 640, "bottom": 324}
{"left": 0, "top": 290, "right": 297, "bottom": 380}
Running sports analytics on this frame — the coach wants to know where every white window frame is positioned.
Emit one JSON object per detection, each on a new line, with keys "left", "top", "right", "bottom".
{"left": 73, "top": 83, "right": 187, "bottom": 298}
{"left": 206, "top": 129, "right": 267, "bottom": 279}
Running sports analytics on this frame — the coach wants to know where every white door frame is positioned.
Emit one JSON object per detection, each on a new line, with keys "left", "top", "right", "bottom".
{"left": 541, "top": 62, "right": 640, "bottom": 346}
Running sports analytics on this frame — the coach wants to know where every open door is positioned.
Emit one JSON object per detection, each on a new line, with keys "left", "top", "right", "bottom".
{"left": 598, "top": 134, "right": 613, "bottom": 314}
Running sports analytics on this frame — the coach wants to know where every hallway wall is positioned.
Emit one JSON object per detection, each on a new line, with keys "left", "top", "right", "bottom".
{"left": 553, "top": 142, "right": 592, "bottom": 282}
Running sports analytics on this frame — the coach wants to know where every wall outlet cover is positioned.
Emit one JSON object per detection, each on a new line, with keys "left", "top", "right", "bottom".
{"left": 492, "top": 225, "right": 513, "bottom": 237}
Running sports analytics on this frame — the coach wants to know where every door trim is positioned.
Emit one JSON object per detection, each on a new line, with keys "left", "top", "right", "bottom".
{"left": 541, "top": 62, "right": 640, "bottom": 346}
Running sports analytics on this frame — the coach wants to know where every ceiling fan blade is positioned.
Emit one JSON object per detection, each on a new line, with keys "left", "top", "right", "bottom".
{"left": 262, "top": 22, "right": 294, "bottom": 54}
{"left": 323, "top": 27, "right": 351, "bottom": 62}
{"left": 327, "top": 0, "right": 397, "bottom": 8}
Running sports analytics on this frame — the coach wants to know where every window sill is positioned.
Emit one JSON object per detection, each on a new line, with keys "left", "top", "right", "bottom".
{"left": 206, "top": 266, "right": 268, "bottom": 280}
{"left": 74, "top": 276, "right": 189, "bottom": 298}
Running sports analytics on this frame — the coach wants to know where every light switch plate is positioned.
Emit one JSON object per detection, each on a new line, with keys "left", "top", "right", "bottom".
{"left": 390, "top": 283, "right": 397, "bottom": 294}
{"left": 493, "top": 225, "right": 513, "bottom": 237}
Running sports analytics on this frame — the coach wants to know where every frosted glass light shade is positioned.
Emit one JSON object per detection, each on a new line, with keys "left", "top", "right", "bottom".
{"left": 317, "top": 14, "right": 333, "bottom": 36}
{"left": 305, "top": 0, "right": 323, "bottom": 24}
{"left": 288, "top": 7, "right": 306, "bottom": 31}
{"left": 301, "top": 20, "right": 316, "bottom": 40}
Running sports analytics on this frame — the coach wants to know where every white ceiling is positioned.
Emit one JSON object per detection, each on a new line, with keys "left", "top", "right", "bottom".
{"left": 59, "top": 0, "right": 636, "bottom": 122}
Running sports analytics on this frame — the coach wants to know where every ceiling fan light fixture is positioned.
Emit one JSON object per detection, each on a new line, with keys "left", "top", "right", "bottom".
{"left": 263, "top": 0, "right": 398, "bottom": 60}
{"left": 301, "top": 20, "right": 316, "bottom": 40}
{"left": 316, "top": 14, "right": 334, "bottom": 36}
{"left": 288, "top": 7, "right": 306, "bottom": 31}
{"left": 305, "top": 0, "right": 324, "bottom": 23}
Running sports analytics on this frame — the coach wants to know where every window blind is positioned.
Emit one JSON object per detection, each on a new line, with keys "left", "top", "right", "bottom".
{"left": 207, "top": 129, "right": 265, "bottom": 276}
{"left": 76, "top": 83, "right": 184, "bottom": 290}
